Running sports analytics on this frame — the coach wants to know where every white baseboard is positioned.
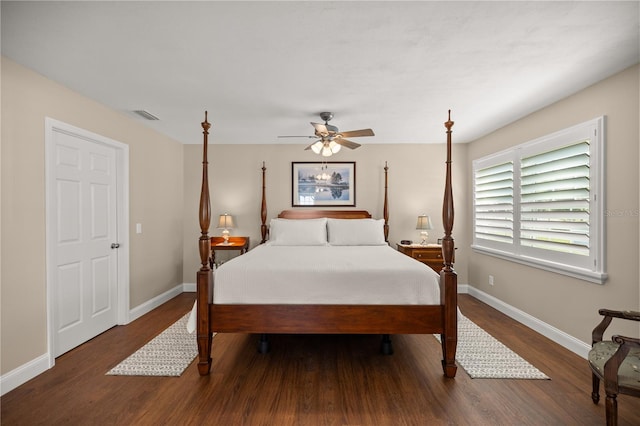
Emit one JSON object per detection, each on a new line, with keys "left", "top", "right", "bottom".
{"left": 128, "top": 283, "right": 194, "bottom": 322}
{"left": 1, "top": 353, "right": 50, "bottom": 396}
{"left": 465, "top": 285, "right": 590, "bottom": 359}
{"left": 183, "top": 282, "right": 196, "bottom": 292}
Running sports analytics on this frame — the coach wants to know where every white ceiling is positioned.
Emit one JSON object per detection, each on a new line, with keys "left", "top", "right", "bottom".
{"left": 2, "top": 1, "right": 639, "bottom": 145}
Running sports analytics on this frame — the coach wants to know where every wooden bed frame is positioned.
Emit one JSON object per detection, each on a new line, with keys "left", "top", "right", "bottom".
{"left": 196, "top": 112, "right": 458, "bottom": 378}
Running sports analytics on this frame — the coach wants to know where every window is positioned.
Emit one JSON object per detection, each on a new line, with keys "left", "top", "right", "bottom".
{"left": 472, "top": 117, "right": 606, "bottom": 284}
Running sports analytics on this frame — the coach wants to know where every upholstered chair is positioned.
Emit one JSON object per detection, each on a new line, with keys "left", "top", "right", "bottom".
{"left": 588, "top": 308, "right": 640, "bottom": 426}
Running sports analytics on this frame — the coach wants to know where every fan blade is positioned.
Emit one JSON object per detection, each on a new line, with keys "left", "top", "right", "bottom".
{"left": 335, "top": 138, "right": 361, "bottom": 150}
{"left": 311, "top": 122, "right": 328, "bottom": 135}
{"left": 338, "top": 128, "right": 375, "bottom": 138}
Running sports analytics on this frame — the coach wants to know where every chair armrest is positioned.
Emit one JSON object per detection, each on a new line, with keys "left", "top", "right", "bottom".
{"left": 603, "top": 335, "right": 640, "bottom": 394}
{"left": 613, "top": 335, "right": 640, "bottom": 347}
{"left": 593, "top": 309, "right": 640, "bottom": 344}
{"left": 599, "top": 309, "right": 640, "bottom": 321}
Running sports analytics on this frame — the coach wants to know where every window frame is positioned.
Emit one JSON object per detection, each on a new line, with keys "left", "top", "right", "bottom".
{"left": 471, "top": 116, "right": 607, "bottom": 284}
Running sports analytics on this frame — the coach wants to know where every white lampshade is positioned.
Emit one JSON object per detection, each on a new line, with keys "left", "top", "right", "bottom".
{"left": 321, "top": 145, "right": 332, "bottom": 157}
{"left": 416, "top": 215, "right": 433, "bottom": 230}
{"left": 329, "top": 141, "right": 341, "bottom": 154}
{"left": 217, "top": 214, "right": 235, "bottom": 229}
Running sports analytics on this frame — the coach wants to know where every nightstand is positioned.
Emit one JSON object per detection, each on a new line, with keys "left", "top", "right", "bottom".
{"left": 209, "top": 236, "right": 249, "bottom": 268}
{"left": 396, "top": 243, "right": 445, "bottom": 273}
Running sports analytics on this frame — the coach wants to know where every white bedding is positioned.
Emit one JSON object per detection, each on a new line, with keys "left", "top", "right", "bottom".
{"left": 212, "top": 244, "right": 441, "bottom": 305}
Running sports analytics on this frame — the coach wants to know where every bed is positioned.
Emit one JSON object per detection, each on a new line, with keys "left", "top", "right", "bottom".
{"left": 195, "top": 111, "right": 458, "bottom": 378}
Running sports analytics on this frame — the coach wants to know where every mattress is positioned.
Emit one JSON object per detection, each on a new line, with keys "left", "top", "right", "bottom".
{"left": 212, "top": 244, "right": 441, "bottom": 305}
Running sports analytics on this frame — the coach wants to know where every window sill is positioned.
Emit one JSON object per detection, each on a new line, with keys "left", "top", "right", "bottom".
{"left": 471, "top": 245, "right": 608, "bottom": 285}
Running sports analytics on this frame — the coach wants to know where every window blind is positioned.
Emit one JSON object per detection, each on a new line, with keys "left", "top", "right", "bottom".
{"left": 520, "top": 141, "right": 590, "bottom": 256}
{"left": 474, "top": 161, "right": 514, "bottom": 244}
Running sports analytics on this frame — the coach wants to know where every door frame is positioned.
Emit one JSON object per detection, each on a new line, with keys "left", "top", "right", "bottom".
{"left": 44, "top": 117, "right": 130, "bottom": 368}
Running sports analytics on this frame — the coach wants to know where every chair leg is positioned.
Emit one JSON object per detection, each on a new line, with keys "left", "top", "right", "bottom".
{"left": 591, "top": 373, "right": 600, "bottom": 404}
{"left": 605, "top": 393, "right": 618, "bottom": 426}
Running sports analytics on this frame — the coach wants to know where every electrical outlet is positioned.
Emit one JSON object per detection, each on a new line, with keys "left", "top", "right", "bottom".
{"left": 489, "top": 275, "right": 494, "bottom": 286}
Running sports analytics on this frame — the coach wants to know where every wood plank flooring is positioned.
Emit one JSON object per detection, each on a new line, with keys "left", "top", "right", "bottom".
{"left": 2, "top": 294, "right": 639, "bottom": 425}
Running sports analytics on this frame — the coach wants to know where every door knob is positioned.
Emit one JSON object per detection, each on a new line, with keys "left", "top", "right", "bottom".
{"left": 111, "top": 243, "right": 120, "bottom": 249}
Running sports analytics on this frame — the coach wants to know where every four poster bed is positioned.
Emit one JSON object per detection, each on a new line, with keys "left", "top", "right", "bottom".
{"left": 195, "top": 112, "right": 458, "bottom": 378}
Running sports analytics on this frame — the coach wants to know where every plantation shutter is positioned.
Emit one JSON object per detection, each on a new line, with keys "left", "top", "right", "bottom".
{"left": 519, "top": 141, "right": 590, "bottom": 256}
{"left": 474, "top": 161, "right": 514, "bottom": 244}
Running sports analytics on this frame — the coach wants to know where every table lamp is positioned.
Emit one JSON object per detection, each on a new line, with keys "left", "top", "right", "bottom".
{"left": 217, "top": 213, "right": 235, "bottom": 245}
{"left": 416, "top": 215, "right": 433, "bottom": 245}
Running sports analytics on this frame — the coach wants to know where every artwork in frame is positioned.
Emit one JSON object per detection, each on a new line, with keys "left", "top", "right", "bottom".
{"left": 292, "top": 162, "right": 356, "bottom": 207}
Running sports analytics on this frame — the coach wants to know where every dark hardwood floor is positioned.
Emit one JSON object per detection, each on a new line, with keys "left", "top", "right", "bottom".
{"left": 2, "top": 294, "right": 639, "bottom": 425}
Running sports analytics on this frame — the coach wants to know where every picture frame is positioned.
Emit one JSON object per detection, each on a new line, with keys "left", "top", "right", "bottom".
{"left": 292, "top": 162, "right": 356, "bottom": 207}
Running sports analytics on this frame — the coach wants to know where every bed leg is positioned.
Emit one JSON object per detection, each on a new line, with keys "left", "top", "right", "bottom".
{"left": 258, "top": 333, "right": 270, "bottom": 354}
{"left": 381, "top": 334, "right": 393, "bottom": 355}
{"left": 197, "top": 334, "right": 213, "bottom": 376}
{"left": 441, "top": 335, "right": 457, "bottom": 378}
{"left": 440, "top": 267, "right": 458, "bottom": 378}
{"left": 196, "top": 269, "right": 213, "bottom": 376}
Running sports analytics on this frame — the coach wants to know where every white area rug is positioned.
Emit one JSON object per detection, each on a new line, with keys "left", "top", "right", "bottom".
{"left": 436, "top": 315, "right": 549, "bottom": 379}
{"left": 107, "top": 313, "right": 198, "bottom": 377}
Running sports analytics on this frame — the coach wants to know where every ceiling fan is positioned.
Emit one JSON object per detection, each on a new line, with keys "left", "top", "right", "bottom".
{"left": 278, "top": 112, "right": 375, "bottom": 157}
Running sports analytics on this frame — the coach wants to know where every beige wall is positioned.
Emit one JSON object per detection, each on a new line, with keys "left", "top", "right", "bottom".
{"left": 1, "top": 58, "right": 184, "bottom": 374}
{"left": 183, "top": 141, "right": 469, "bottom": 284}
{"left": 466, "top": 64, "right": 640, "bottom": 342}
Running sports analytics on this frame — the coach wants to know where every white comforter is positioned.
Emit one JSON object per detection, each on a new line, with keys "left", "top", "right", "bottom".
{"left": 212, "top": 244, "right": 441, "bottom": 305}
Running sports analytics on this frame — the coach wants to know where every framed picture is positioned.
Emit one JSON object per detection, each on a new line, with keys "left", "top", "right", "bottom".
{"left": 292, "top": 162, "right": 356, "bottom": 207}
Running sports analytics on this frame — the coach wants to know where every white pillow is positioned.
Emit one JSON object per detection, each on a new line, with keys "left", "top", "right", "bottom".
{"left": 267, "top": 218, "right": 328, "bottom": 246}
{"left": 327, "top": 218, "right": 387, "bottom": 246}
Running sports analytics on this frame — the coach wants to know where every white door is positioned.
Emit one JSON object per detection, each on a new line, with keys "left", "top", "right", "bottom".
{"left": 51, "top": 129, "right": 119, "bottom": 357}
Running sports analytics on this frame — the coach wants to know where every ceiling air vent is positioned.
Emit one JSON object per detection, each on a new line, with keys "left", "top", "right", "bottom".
{"left": 133, "top": 110, "right": 160, "bottom": 120}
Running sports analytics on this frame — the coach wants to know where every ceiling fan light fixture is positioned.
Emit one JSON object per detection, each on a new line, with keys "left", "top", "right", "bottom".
{"left": 311, "top": 141, "right": 323, "bottom": 154}
{"left": 284, "top": 112, "right": 372, "bottom": 157}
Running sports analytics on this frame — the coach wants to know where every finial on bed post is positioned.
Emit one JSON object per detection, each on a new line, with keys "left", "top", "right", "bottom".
{"left": 383, "top": 161, "right": 389, "bottom": 242}
{"left": 260, "top": 161, "right": 268, "bottom": 244}
{"left": 198, "top": 112, "right": 212, "bottom": 272}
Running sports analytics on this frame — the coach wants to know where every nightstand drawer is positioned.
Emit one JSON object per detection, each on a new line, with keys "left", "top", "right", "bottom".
{"left": 411, "top": 249, "right": 442, "bottom": 261}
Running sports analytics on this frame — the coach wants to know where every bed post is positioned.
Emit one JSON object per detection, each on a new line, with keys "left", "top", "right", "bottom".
{"left": 440, "top": 110, "right": 458, "bottom": 378}
{"left": 196, "top": 112, "right": 213, "bottom": 375}
{"left": 383, "top": 161, "right": 389, "bottom": 242}
{"left": 260, "top": 161, "right": 268, "bottom": 244}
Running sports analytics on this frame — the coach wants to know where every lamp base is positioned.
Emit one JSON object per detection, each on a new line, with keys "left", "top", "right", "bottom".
{"left": 420, "top": 231, "right": 429, "bottom": 245}
{"left": 222, "top": 229, "right": 230, "bottom": 245}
